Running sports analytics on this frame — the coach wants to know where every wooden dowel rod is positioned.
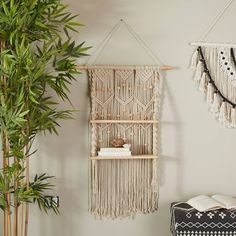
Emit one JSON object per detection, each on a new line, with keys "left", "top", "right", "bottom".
{"left": 76, "top": 65, "right": 176, "bottom": 71}
{"left": 90, "top": 155, "right": 157, "bottom": 160}
{"left": 160, "top": 65, "right": 177, "bottom": 71}
{"left": 190, "top": 41, "right": 236, "bottom": 48}
{"left": 90, "top": 120, "right": 158, "bottom": 124}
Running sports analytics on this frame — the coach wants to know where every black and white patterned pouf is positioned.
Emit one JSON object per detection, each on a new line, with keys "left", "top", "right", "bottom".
{"left": 170, "top": 202, "right": 236, "bottom": 236}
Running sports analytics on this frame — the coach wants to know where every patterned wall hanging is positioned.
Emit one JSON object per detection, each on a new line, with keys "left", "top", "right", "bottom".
{"left": 189, "top": 0, "right": 236, "bottom": 128}
{"left": 88, "top": 65, "right": 160, "bottom": 218}
{"left": 79, "top": 19, "right": 175, "bottom": 219}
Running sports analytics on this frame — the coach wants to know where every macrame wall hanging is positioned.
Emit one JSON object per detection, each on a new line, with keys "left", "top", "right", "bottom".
{"left": 190, "top": 0, "right": 236, "bottom": 128}
{"left": 78, "top": 19, "right": 175, "bottom": 219}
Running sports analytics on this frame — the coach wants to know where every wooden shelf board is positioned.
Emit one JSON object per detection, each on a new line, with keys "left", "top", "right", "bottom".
{"left": 90, "top": 155, "right": 157, "bottom": 160}
{"left": 90, "top": 120, "right": 158, "bottom": 124}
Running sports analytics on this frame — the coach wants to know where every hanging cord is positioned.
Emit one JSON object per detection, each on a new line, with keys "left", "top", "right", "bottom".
{"left": 85, "top": 20, "right": 123, "bottom": 65}
{"left": 85, "top": 19, "right": 164, "bottom": 66}
{"left": 122, "top": 20, "right": 164, "bottom": 66}
{"left": 197, "top": 0, "right": 234, "bottom": 42}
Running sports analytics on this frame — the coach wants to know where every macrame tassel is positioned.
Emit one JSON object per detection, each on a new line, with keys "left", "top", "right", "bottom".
{"left": 194, "top": 61, "right": 203, "bottom": 84}
{"left": 210, "top": 92, "right": 221, "bottom": 114}
{"left": 206, "top": 83, "right": 214, "bottom": 104}
{"left": 231, "top": 107, "right": 236, "bottom": 128}
{"left": 199, "top": 72, "right": 207, "bottom": 92}
{"left": 219, "top": 101, "right": 228, "bottom": 124}
{"left": 189, "top": 50, "right": 199, "bottom": 71}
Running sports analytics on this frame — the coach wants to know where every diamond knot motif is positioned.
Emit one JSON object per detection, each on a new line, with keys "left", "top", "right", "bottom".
{"left": 186, "top": 212, "right": 192, "bottom": 218}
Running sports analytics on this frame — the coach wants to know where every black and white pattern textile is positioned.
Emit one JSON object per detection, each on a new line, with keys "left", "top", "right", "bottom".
{"left": 171, "top": 202, "right": 236, "bottom": 236}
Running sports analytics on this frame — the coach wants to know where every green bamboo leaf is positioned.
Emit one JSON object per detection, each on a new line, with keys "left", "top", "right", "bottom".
{"left": 18, "top": 110, "right": 29, "bottom": 118}
{"left": 0, "top": 0, "right": 89, "bottom": 216}
{"left": 35, "top": 21, "right": 48, "bottom": 29}
{"left": 2, "top": 2, "right": 10, "bottom": 16}
{"left": 67, "top": 22, "right": 84, "bottom": 27}
{"left": 65, "top": 24, "right": 78, "bottom": 33}
{"left": 10, "top": 0, "right": 14, "bottom": 9}
{"left": 15, "top": 117, "right": 26, "bottom": 123}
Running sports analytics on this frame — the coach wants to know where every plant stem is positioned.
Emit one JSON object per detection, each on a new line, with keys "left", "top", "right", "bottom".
{"left": 19, "top": 158, "right": 25, "bottom": 236}
{"left": 1, "top": 39, "right": 10, "bottom": 236}
{"left": 24, "top": 144, "right": 29, "bottom": 236}
{"left": 3, "top": 133, "right": 11, "bottom": 236}
{"left": 19, "top": 203, "right": 24, "bottom": 236}
{"left": 24, "top": 204, "right": 29, "bottom": 236}
{"left": 6, "top": 138, "right": 11, "bottom": 236}
{"left": 3, "top": 134, "right": 9, "bottom": 236}
{"left": 1, "top": 38, "right": 6, "bottom": 236}
{"left": 14, "top": 157, "right": 18, "bottom": 236}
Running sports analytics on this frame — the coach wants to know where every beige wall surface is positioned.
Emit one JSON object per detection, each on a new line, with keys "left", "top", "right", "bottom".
{"left": 28, "top": 0, "right": 236, "bottom": 235}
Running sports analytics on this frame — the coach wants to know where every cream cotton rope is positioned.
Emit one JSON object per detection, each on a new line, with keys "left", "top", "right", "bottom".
{"left": 88, "top": 66, "right": 161, "bottom": 218}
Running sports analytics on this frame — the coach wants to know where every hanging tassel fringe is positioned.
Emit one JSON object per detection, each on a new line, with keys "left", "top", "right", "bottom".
{"left": 194, "top": 61, "right": 203, "bottom": 84}
{"left": 199, "top": 72, "right": 207, "bottom": 92}
{"left": 210, "top": 93, "right": 221, "bottom": 114}
{"left": 190, "top": 47, "right": 236, "bottom": 128}
{"left": 219, "top": 102, "right": 228, "bottom": 124}
{"left": 231, "top": 107, "right": 236, "bottom": 128}
{"left": 207, "top": 83, "right": 214, "bottom": 104}
{"left": 90, "top": 159, "right": 158, "bottom": 219}
{"left": 189, "top": 50, "right": 199, "bottom": 71}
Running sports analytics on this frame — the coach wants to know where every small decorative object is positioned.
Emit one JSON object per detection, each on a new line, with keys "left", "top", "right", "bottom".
{"left": 123, "top": 143, "right": 131, "bottom": 149}
{"left": 111, "top": 138, "right": 126, "bottom": 147}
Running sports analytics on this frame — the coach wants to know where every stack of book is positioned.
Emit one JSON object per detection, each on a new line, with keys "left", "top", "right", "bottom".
{"left": 98, "top": 147, "right": 131, "bottom": 157}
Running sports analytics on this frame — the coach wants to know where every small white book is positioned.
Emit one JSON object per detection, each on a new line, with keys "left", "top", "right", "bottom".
{"left": 100, "top": 147, "right": 130, "bottom": 152}
{"left": 187, "top": 194, "right": 236, "bottom": 212}
{"left": 98, "top": 151, "right": 131, "bottom": 157}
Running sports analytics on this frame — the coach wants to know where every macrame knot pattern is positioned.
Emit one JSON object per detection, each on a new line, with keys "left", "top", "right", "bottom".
{"left": 88, "top": 65, "right": 161, "bottom": 219}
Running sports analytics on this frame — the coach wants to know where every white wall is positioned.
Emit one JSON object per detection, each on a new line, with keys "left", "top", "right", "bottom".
{"left": 29, "top": 1, "right": 236, "bottom": 236}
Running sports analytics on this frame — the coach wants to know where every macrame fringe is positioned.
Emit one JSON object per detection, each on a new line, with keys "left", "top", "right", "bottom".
{"left": 90, "top": 160, "right": 158, "bottom": 219}
{"left": 193, "top": 61, "right": 203, "bottom": 85}
{"left": 189, "top": 50, "right": 199, "bottom": 71}
{"left": 207, "top": 83, "right": 214, "bottom": 104}
{"left": 210, "top": 93, "right": 221, "bottom": 114}
{"left": 199, "top": 72, "right": 207, "bottom": 92}
{"left": 151, "top": 159, "right": 158, "bottom": 193}
{"left": 91, "top": 160, "right": 98, "bottom": 193}
{"left": 190, "top": 46, "right": 236, "bottom": 128}
{"left": 231, "top": 107, "right": 236, "bottom": 128}
{"left": 219, "top": 101, "right": 228, "bottom": 124}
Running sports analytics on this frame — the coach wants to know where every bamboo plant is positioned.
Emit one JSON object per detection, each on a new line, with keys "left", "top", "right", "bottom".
{"left": 0, "top": 1, "right": 89, "bottom": 236}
